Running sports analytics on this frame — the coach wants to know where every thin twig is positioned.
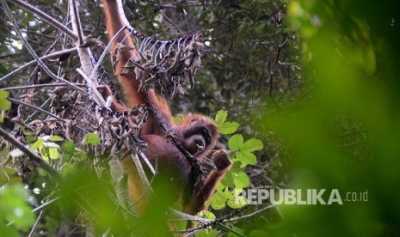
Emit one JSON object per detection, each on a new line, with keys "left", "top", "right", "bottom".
{"left": 1, "top": 83, "right": 84, "bottom": 91}
{"left": 28, "top": 210, "right": 43, "bottom": 237}
{"left": 0, "top": 48, "right": 76, "bottom": 82}
{"left": 1, "top": 0, "right": 84, "bottom": 92}
{"left": 10, "top": 0, "right": 77, "bottom": 40}
{"left": 33, "top": 197, "right": 59, "bottom": 212}
{"left": 0, "top": 52, "right": 20, "bottom": 59}
{"left": 180, "top": 221, "right": 246, "bottom": 237}
{"left": 178, "top": 204, "right": 276, "bottom": 236}
{"left": 75, "top": 68, "right": 108, "bottom": 108}
{"left": 69, "top": 0, "right": 107, "bottom": 107}
{"left": 216, "top": 223, "right": 246, "bottom": 237}
{"left": 138, "top": 150, "right": 156, "bottom": 175}
{"left": 223, "top": 204, "right": 276, "bottom": 223}
{"left": 9, "top": 98, "right": 64, "bottom": 122}
{"left": 170, "top": 209, "right": 211, "bottom": 224}
{"left": 70, "top": 0, "right": 84, "bottom": 44}
{"left": 87, "top": 25, "right": 127, "bottom": 86}
{"left": 160, "top": 11, "right": 184, "bottom": 34}
{"left": 24, "top": 97, "right": 51, "bottom": 123}
{"left": 130, "top": 154, "right": 152, "bottom": 192}
{"left": 0, "top": 126, "right": 58, "bottom": 176}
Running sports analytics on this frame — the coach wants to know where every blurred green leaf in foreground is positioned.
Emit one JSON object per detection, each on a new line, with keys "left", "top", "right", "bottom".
{"left": 252, "top": 1, "right": 400, "bottom": 236}
{"left": 0, "top": 184, "right": 34, "bottom": 237}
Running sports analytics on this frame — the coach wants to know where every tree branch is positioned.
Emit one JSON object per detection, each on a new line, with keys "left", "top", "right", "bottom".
{"left": 130, "top": 154, "right": 152, "bottom": 193}
{"left": 9, "top": 0, "right": 77, "bottom": 40}
{"left": 0, "top": 48, "right": 76, "bottom": 82}
{"left": 176, "top": 204, "right": 277, "bottom": 236}
{"left": 1, "top": 83, "right": 84, "bottom": 91}
{"left": 69, "top": 0, "right": 107, "bottom": 108}
{"left": 223, "top": 204, "right": 276, "bottom": 223}
{"left": 1, "top": 0, "right": 85, "bottom": 92}
{"left": 9, "top": 98, "right": 65, "bottom": 122}
{"left": 0, "top": 126, "right": 58, "bottom": 176}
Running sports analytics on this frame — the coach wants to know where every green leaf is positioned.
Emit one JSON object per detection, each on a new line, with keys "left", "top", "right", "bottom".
{"left": 249, "top": 230, "right": 269, "bottom": 237}
{"left": 197, "top": 229, "right": 219, "bottom": 237}
{"left": 0, "top": 90, "right": 11, "bottom": 111}
{"left": 226, "top": 226, "right": 245, "bottom": 237}
{"left": 227, "top": 188, "right": 247, "bottom": 209}
{"left": 198, "top": 210, "right": 216, "bottom": 221}
{"left": 237, "top": 151, "right": 257, "bottom": 167}
{"left": 49, "top": 135, "right": 64, "bottom": 142}
{"left": 228, "top": 134, "right": 243, "bottom": 151}
{"left": 31, "top": 139, "right": 44, "bottom": 151}
{"left": 232, "top": 171, "right": 250, "bottom": 189}
{"left": 242, "top": 138, "right": 264, "bottom": 152}
{"left": 62, "top": 140, "right": 76, "bottom": 159}
{"left": 221, "top": 172, "right": 235, "bottom": 187}
{"left": 230, "top": 161, "right": 243, "bottom": 174}
{"left": 0, "top": 223, "right": 19, "bottom": 237}
{"left": 84, "top": 132, "right": 100, "bottom": 145}
{"left": 215, "top": 182, "right": 225, "bottom": 192}
{"left": 218, "top": 121, "right": 239, "bottom": 135}
{"left": 0, "top": 168, "right": 20, "bottom": 185}
{"left": 0, "top": 185, "right": 34, "bottom": 231}
{"left": 210, "top": 190, "right": 227, "bottom": 210}
{"left": 215, "top": 110, "right": 228, "bottom": 125}
{"left": 48, "top": 147, "right": 60, "bottom": 160}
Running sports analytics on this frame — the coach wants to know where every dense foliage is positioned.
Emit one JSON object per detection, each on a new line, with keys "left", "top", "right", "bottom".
{"left": 1, "top": 0, "right": 399, "bottom": 236}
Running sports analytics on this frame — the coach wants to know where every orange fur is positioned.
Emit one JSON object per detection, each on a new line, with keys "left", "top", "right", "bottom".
{"left": 100, "top": 0, "right": 231, "bottom": 216}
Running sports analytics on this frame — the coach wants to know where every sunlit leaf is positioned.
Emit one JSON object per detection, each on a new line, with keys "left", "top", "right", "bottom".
{"left": 49, "top": 135, "right": 64, "bottom": 142}
{"left": 84, "top": 132, "right": 101, "bottom": 145}
{"left": 48, "top": 147, "right": 60, "bottom": 160}
{"left": 242, "top": 138, "right": 263, "bottom": 152}
{"left": 232, "top": 171, "right": 250, "bottom": 189}
{"left": 236, "top": 151, "right": 257, "bottom": 167}
{"left": 219, "top": 121, "right": 239, "bottom": 135}
{"left": 62, "top": 140, "right": 76, "bottom": 160}
{"left": 31, "top": 138, "right": 44, "bottom": 151}
{"left": 210, "top": 190, "right": 227, "bottom": 210}
{"left": 0, "top": 90, "right": 11, "bottom": 111}
{"left": 228, "top": 134, "right": 244, "bottom": 151}
{"left": 215, "top": 110, "right": 228, "bottom": 125}
{"left": 198, "top": 210, "right": 216, "bottom": 221}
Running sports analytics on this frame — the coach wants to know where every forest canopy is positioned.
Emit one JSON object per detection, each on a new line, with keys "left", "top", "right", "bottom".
{"left": 1, "top": 0, "right": 399, "bottom": 237}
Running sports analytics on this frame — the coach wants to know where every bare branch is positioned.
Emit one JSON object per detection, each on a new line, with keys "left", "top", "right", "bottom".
{"left": 1, "top": 0, "right": 85, "bottom": 92}
{"left": 87, "top": 25, "right": 127, "bottom": 87}
{"left": 0, "top": 126, "right": 58, "bottom": 176}
{"left": 138, "top": 150, "right": 156, "bottom": 175}
{"left": 32, "top": 197, "right": 59, "bottom": 212}
{"left": 176, "top": 204, "right": 276, "bottom": 236}
{"left": 0, "top": 48, "right": 76, "bottom": 82}
{"left": 10, "top": 0, "right": 77, "bottom": 40}
{"left": 69, "top": 0, "right": 107, "bottom": 107}
{"left": 70, "top": 0, "right": 84, "bottom": 44}
{"left": 170, "top": 209, "right": 211, "bottom": 224}
{"left": 130, "top": 154, "right": 152, "bottom": 193}
{"left": 25, "top": 98, "right": 51, "bottom": 123}
{"left": 224, "top": 204, "right": 276, "bottom": 223}
{"left": 1, "top": 83, "right": 84, "bottom": 91}
{"left": 28, "top": 210, "right": 43, "bottom": 237}
{"left": 9, "top": 98, "right": 65, "bottom": 122}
